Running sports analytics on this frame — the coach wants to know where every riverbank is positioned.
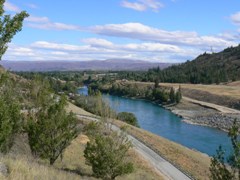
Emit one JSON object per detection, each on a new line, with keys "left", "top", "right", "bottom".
{"left": 165, "top": 98, "right": 240, "bottom": 132}
{"left": 112, "top": 80, "right": 240, "bottom": 131}
{"left": 104, "top": 92, "right": 240, "bottom": 132}
{"left": 106, "top": 90, "right": 240, "bottom": 132}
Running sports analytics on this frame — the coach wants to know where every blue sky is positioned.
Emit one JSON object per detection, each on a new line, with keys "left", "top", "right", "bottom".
{"left": 3, "top": 0, "right": 240, "bottom": 62}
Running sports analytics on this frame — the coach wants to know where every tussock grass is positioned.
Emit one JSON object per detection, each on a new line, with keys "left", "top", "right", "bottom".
{"left": 0, "top": 155, "right": 80, "bottom": 180}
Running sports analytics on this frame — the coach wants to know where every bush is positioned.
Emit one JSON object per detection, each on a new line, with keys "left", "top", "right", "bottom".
{"left": 117, "top": 112, "right": 139, "bottom": 127}
{"left": 84, "top": 131, "right": 133, "bottom": 179}
{"left": 0, "top": 94, "right": 22, "bottom": 153}
{"left": 27, "top": 97, "right": 78, "bottom": 165}
{"left": 209, "top": 119, "right": 240, "bottom": 179}
{"left": 0, "top": 74, "right": 22, "bottom": 153}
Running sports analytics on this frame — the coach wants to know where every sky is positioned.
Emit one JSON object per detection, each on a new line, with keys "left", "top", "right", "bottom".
{"left": 2, "top": 0, "right": 240, "bottom": 62}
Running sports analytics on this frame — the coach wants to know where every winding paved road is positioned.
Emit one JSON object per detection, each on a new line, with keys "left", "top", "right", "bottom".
{"left": 77, "top": 114, "right": 192, "bottom": 180}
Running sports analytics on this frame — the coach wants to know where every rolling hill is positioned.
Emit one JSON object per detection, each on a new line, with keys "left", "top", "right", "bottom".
{"left": 0, "top": 59, "right": 172, "bottom": 72}
{"left": 148, "top": 45, "right": 240, "bottom": 84}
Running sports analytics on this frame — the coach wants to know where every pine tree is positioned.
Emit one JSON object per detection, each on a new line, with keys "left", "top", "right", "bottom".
{"left": 169, "top": 87, "right": 175, "bottom": 103}
{"left": 154, "top": 78, "right": 159, "bottom": 88}
{"left": 27, "top": 97, "right": 78, "bottom": 165}
{"left": 175, "top": 86, "right": 182, "bottom": 103}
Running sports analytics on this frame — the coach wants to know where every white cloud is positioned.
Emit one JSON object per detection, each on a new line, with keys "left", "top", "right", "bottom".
{"left": 230, "top": 12, "right": 240, "bottom": 26}
{"left": 121, "top": 0, "right": 164, "bottom": 12}
{"left": 82, "top": 38, "right": 114, "bottom": 47}
{"left": 90, "top": 22, "right": 237, "bottom": 50}
{"left": 50, "top": 51, "right": 68, "bottom": 55}
{"left": 4, "top": 40, "right": 201, "bottom": 62}
{"left": 122, "top": 43, "right": 182, "bottom": 52}
{"left": 31, "top": 41, "right": 87, "bottom": 51}
{"left": 121, "top": 1, "right": 146, "bottom": 11}
{"left": 27, "top": 22, "right": 80, "bottom": 31}
{"left": 4, "top": 1, "right": 20, "bottom": 12}
{"left": 39, "top": 38, "right": 184, "bottom": 54}
{"left": 22, "top": 39, "right": 199, "bottom": 62}
{"left": 2, "top": 1, "right": 80, "bottom": 31}
{"left": 6, "top": 45, "right": 36, "bottom": 58}
{"left": 27, "top": 3, "right": 38, "bottom": 9}
{"left": 26, "top": 16, "right": 49, "bottom": 23}
{"left": 26, "top": 15, "right": 81, "bottom": 31}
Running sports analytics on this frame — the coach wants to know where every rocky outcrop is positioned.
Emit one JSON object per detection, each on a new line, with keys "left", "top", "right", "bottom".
{"left": 167, "top": 100, "right": 240, "bottom": 132}
{"left": 187, "top": 113, "right": 240, "bottom": 132}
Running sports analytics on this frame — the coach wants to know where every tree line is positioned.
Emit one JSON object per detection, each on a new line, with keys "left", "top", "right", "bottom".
{"left": 116, "top": 46, "right": 240, "bottom": 84}
{"left": 88, "top": 80, "right": 182, "bottom": 105}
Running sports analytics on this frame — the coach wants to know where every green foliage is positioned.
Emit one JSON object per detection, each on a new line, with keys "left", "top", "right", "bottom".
{"left": 169, "top": 87, "right": 175, "bottom": 103}
{"left": 27, "top": 97, "right": 78, "bottom": 165}
{"left": 154, "top": 78, "right": 159, "bottom": 88}
{"left": 28, "top": 75, "right": 53, "bottom": 109}
{"left": 0, "top": 0, "right": 29, "bottom": 60}
{"left": 152, "top": 88, "right": 169, "bottom": 102}
{"left": 90, "top": 79, "right": 182, "bottom": 104}
{"left": 115, "top": 45, "right": 240, "bottom": 84}
{"left": 16, "top": 71, "right": 81, "bottom": 94}
{"left": 0, "top": 74, "right": 22, "bottom": 153}
{"left": 175, "top": 87, "right": 182, "bottom": 104}
{"left": 209, "top": 119, "right": 240, "bottom": 179}
{"left": 117, "top": 112, "right": 139, "bottom": 127}
{"left": 0, "top": 95, "right": 21, "bottom": 153}
{"left": 83, "top": 121, "right": 104, "bottom": 140}
{"left": 0, "top": 73, "right": 22, "bottom": 152}
{"left": 228, "top": 120, "right": 240, "bottom": 179}
{"left": 74, "top": 94, "right": 116, "bottom": 118}
{"left": 210, "top": 146, "right": 234, "bottom": 180}
{"left": 84, "top": 130, "right": 134, "bottom": 180}
{"left": 0, "top": 1, "right": 28, "bottom": 152}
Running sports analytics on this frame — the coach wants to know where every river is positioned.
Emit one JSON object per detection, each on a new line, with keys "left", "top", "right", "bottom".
{"left": 78, "top": 86, "right": 232, "bottom": 157}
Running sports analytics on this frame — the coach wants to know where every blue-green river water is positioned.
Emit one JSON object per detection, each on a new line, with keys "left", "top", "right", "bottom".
{"left": 79, "top": 86, "right": 232, "bottom": 157}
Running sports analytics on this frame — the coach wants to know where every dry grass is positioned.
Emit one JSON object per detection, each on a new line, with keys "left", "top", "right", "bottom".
{"left": 54, "top": 134, "right": 163, "bottom": 180}
{"left": 226, "top": 81, "right": 240, "bottom": 86}
{"left": 162, "top": 83, "right": 240, "bottom": 99}
{"left": 112, "top": 120, "right": 211, "bottom": 180}
{"left": 0, "top": 155, "right": 80, "bottom": 180}
{"left": 124, "top": 81, "right": 240, "bottom": 99}
{"left": 66, "top": 102, "right": 93, "bottom": 116}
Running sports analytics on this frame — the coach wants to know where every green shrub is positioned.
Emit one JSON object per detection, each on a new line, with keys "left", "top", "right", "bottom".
{"left": 117, "top": 112, "right": 139, "bottom": 127}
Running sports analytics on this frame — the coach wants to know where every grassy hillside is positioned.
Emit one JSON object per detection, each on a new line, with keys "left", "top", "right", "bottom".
{"left": 0, "top": 155, "right": 81, "bottom": 180}
{"left": 0, "top": 69, "right": 164, "bottom": 179}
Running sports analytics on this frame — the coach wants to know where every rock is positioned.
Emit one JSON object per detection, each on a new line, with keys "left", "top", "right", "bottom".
{"left": 0, "top": 162, "right": 8, "bottom": 177}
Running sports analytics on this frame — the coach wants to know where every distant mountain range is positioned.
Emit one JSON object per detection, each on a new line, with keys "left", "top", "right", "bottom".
{"left": 0, "top": 59, "right": 172, "bottom": 72}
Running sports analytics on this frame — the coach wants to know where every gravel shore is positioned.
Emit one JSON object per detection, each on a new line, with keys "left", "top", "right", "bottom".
{"left": 166, "top": 100, "right": 240, "bottom": 132}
